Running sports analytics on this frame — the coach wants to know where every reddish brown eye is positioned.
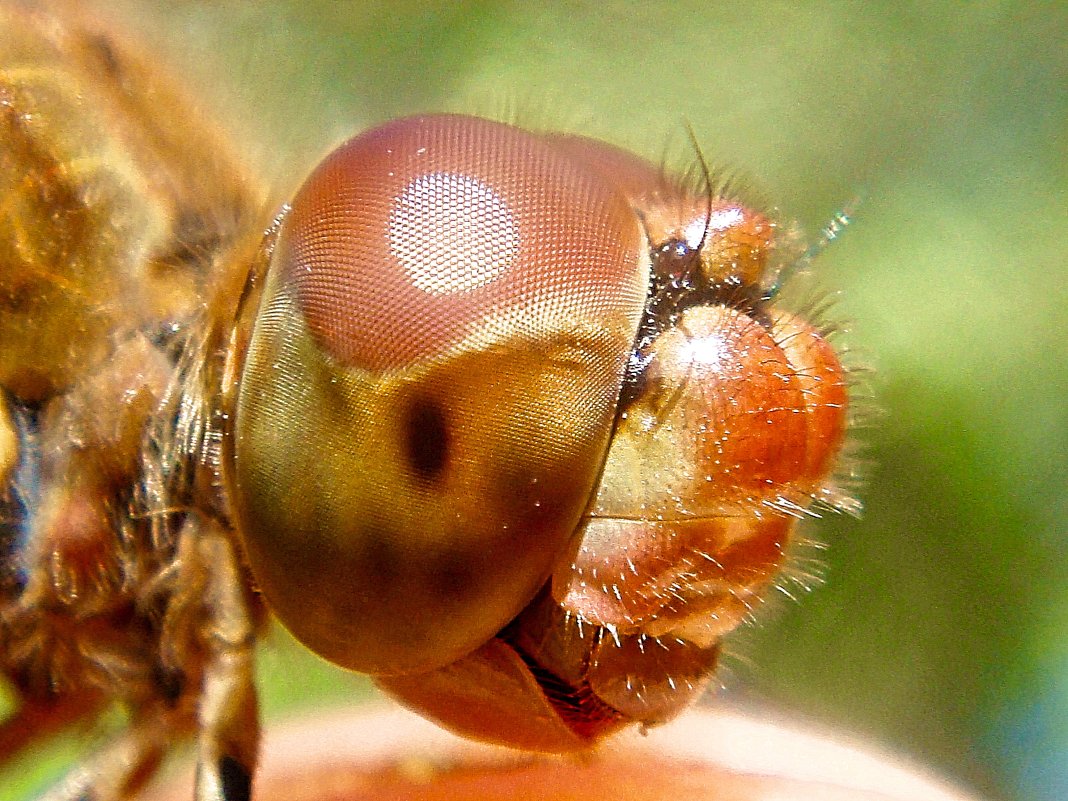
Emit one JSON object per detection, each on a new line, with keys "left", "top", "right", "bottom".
{"left": 280, "top": 115, "right": 644, "bottom": 371}
{"left": 232, "top": 115, "right": 649, "bottom": 675}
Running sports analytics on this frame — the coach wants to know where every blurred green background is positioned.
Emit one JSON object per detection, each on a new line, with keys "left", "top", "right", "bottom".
{"left": 7, "top": 2, "right": 1066, "bottom": 800}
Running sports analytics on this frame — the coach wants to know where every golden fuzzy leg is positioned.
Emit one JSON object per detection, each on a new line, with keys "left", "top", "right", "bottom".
{"left": 28, "top": 519, "right": 258, "bottom": 801}
{"left": 184, "top": 523, "right": 259, "bottom": 801}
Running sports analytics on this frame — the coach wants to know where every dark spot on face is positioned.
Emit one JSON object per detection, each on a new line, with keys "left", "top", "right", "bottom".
{"left": 218, "top": 755, "right": 251, "bottom": 801}
{"left": 404, "top": 394, "right": 450, "bottom": 481}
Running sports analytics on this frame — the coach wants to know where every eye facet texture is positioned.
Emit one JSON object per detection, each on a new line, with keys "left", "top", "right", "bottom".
{"left": 233, "top": 115, "right": 648, "bottom": 675}
{"left": 277, "top": 115, "right": 646, "bottom": 372}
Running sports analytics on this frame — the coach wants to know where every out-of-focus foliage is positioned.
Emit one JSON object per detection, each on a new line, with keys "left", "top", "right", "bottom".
{"left": 10, "top": 3, "right": 1066, "bottom": 800}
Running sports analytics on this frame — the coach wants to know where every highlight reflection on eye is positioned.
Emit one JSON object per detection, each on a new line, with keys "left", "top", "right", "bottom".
{"left": 390, "top": 172, "right": 520, "bottom": 295}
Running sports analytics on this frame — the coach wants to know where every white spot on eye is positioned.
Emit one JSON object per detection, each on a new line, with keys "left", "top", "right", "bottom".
{"left": 389, "top": 172, "right": 519, "bottom": 295}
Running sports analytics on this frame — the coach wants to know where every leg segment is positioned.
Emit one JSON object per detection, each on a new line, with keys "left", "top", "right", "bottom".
{"left": 165, "top": 521, "right": 259, "bottom": 801}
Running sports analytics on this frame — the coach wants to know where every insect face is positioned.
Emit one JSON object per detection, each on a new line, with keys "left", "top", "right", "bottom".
{"left": 231, "top": 114, "right": 851, "bottom": 750}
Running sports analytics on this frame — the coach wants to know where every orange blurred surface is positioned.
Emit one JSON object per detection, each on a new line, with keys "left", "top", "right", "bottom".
{"left": 144, "top": 705, "right": 981, "bottom": 801}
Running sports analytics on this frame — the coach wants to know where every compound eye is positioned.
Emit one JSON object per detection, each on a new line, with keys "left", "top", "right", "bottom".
{"left": 232, "top": 115, "right": 648, "bottom": 675}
